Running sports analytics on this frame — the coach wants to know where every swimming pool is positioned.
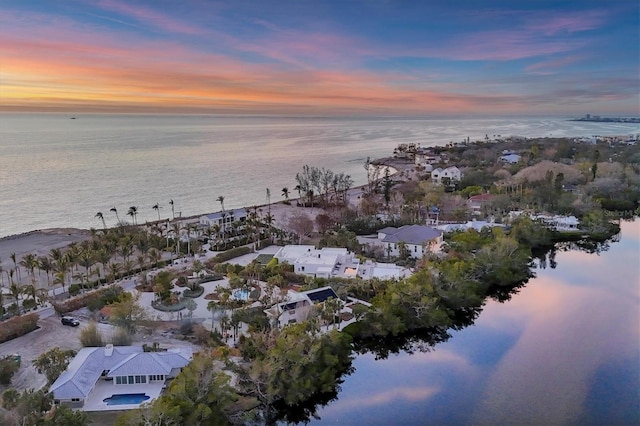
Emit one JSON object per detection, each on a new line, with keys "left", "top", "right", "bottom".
{"left": 103, "top": 393, "right": 150, "bottom": 405}
{"left": 232, "top": 289, "right": 250, "bottom": 301}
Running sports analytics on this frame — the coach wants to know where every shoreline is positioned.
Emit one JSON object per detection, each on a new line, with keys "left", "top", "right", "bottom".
{"left": 1, "top": 162, "right": 401, "bottom": 243}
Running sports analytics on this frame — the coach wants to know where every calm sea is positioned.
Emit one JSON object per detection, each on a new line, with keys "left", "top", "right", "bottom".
{"left": 1, "top": 113, "right": 638, "bottom": 237}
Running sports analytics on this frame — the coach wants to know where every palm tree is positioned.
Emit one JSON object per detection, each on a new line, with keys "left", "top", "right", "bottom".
{"left": 171, "top": 223, "right": 182, "bottom": 257}
{"left": 20, "top": 254, "right": 38, "bottom": 286}
{"left": 53, "top": 257, "right": 69, "bottom": 294}
{"left": 294, "top": 184, "right": 303, "bottom": 206}
{"left": 72, "top": 271, "right": 88, "bottom": 293}
{"left": 148, "top": 248, "right": 161, "bottom": 268}
{"left": 78, "top": 250, "right": 94, "bottom": 280}
{"left": 136, "top": 253, "right": 147, "bottom": 272}
{"left": 152, "top": 203, "right": 161, "bottom": 221}
{"left": 8, "top": 282, "right": 23, "bottom": 312}
{"left": 282, "top": 187, "right": 290, "bottom": 202}
{"left": 169, "top": 199, "right": 175, "bottom": 220}
{"left": 110, "top": 206, "right": 121, "bottom": 225}
{"left": 22, "top": 283, "right": 37, "bottom": 302}
{"left": 107, "top": 262, "right": 121, "bottom": 283}
{"left": 217, "top": 195, "right": 226, "bottom": 246}
{"left": 118, "top": 236, "right": 134, "bottom": 264}
{"left": 127, "top": 206, "right": 139, "bottom": 225}
{"left": 95, "top": 212, "right": 107, "bottom": 229}
{"left": 266, "top": 188, "right": 271, "bottom": 223}
{"left": 95, "top": 248, "right": 111, "bottom": 281}
{"left": 210, "top": 224, "right": 221, "bottom": 250}
{"left": 10, "top": 253, "right": 20, "bottom": 283}
{"left": 49, "top": 248, "right": 63, "bottom": 264}
{"left": 216, "top": 195, "right": 225, "bottom": 212}
{"left": 38, "top": 256, "right": 53, "bottom": 288}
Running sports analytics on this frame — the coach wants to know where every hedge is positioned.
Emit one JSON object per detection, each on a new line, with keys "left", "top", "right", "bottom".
{"left": 0, "top": 313, "right": 39, "bottom": 344}
{"left": 209, "top": 246, "right": 252, "bottom": 264}
{"left": 52, "top": 287, "right": 123, "bottom": 314}
{"left": 151, "top": 299, "right": 187, "bottom": 312}
{"left": 196, "top": 274, "right": 224, "bottom": 284}
{"left": 183, "top": 286, "right": 204, "bottom": 298}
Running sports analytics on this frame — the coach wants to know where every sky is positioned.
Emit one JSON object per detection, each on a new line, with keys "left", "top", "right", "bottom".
{"left": 0, "top": 0, "right": 638, "bottom": 116}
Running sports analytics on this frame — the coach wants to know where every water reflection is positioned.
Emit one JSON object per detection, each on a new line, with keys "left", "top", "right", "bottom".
{"left": 311, "top": 220, "right": 640, "bottom": 425}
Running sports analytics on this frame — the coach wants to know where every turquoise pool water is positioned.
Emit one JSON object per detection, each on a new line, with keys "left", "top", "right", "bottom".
{"left": 103, "top": 393, "right": 150, "bottom": 405}
{"left": 232, "top": 289, "right": 250, "bottom": 301}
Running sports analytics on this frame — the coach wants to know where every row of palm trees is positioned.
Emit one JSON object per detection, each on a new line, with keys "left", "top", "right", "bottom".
{"left": 0, "top": 226, "right": 172, "bottom": 315}
{"left": 1, "top": 194, "right": 286, "bottom": 317}
{"left": 95, "top": 199, "right": 177, "bottom": 229}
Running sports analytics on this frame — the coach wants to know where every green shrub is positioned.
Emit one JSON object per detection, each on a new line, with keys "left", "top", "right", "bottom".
{"left": 22, "top": 299, "right": 37, "bottom": 311}
{"left": 7, "top": 304, "right": 19, "bottom": 316}
{"left": 69, "top": 284, "right": 82, "bottom": 296}
{"left": 183, "top": 286, "right": 204, "bottom": 298}
{"left": 0, "top": 313, "right": 39, "bottom": 344}
{"left": 151, "top": 299, "right": 187, "bottom": 312}
{"left": 196, "top": 274, "right": 223, "bottom": 284}
{"left": 0, "top": 356, "right": 21, "bottom": 385}
{"left": 52, "top": 287, "right": 124, "bottom": 314}
{"left": 209, "top": 246, "right": 252, "bottom": 264}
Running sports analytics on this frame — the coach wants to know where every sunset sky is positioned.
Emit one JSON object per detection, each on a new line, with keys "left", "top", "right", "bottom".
{"left": 1, "top": 0, "right": 638, "bottom": 116}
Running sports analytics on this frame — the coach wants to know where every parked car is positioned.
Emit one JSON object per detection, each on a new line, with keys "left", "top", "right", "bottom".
{"left": 61, "top": 316, "right": 80, "bottom": 327}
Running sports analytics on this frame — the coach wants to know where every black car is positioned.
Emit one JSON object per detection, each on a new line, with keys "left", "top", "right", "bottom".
{"left": 61, "top": 316, "right": 80, "bottom": 327}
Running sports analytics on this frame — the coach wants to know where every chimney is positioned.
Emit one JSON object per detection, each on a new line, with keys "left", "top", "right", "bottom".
{"left": 104, "top": 344, "right": 114, "bottom": 357}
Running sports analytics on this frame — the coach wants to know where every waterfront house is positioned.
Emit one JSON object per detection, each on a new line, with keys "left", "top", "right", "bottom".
{"left": 436, "top": 220, "right": 507, "bottom": 233}
{"left": 264, "top": 286, "right": 340, "bottom": 328}
{"left": 50, "top": 345, "right": 192, "bottom": 411}
{"left": 274, "top": 245, "right": 357, "bottom": 278}
{"left": 362, "top": 224, "right": 443, "bottom": 258}
{"left": 431, "top": 166, "right": 462, "bottom": 184}
{"left": 532, "top": 214, "right": 580, "bottom": 232}
{"left": 199, "top": 208, "right": 248, "bottom": 228}
{"left": 274, "top": 245, "right": 411, "bottom": 279}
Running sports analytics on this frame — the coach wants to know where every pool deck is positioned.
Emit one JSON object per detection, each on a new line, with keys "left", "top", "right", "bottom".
{"left": 83, "top": 380, "right": 165, "bottom": 412}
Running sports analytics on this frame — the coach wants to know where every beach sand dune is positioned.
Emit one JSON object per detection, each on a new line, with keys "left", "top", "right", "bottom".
{"left": 0, "top": 228, "right": 91, "bottom": 272}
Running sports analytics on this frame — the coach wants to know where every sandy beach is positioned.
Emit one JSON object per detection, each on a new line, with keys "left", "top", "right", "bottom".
{"left": 0, "top": 163, "right": 402, "bottom": 280}
{"left": 0, "top": 229, "right": 92, "bottom": 274}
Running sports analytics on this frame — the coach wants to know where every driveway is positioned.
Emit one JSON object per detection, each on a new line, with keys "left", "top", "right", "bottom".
{"left": 0, "top": 316, "right": 113, "bottom": 391}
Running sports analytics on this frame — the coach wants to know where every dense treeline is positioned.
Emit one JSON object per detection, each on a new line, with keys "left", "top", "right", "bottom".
{"left": 344, "top": 221, "right": 537, "bottom": 356}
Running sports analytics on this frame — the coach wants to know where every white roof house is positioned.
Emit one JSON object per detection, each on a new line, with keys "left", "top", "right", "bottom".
{"left": 356, "top": 261, "right": 411, "bottom": 280}
{"left": 274, "top": 245, "right": 357, "bottom": 278}
{"left": 500, "top": 153, "right": 522, "bottom": 164}
{"left": 50, "top": 345, "right": 192, "bottom": 410}
{"left": 532, "top": 214, "right": 580, "bottom": 232}
{"left": 436, "top": 221, "right": 507, "bottom": 233}
{"left": 264, "top": 286, "right": 340, "bottom": 328}
{"left": 431, "top": 166, "right": 462, "bottom": 184}
{"left": 199, "top": 208, "right": 248, "bottom": 227}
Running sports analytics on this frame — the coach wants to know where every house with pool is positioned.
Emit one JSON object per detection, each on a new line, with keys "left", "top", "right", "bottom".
{"left": 50, "top": 344, "right": 192, "bottom": 411}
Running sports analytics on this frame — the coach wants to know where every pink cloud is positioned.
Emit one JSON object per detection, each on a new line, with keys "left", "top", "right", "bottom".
{"left": 95, "top": 0, "right": 208, "bottom": 35}
{"left": 525, "top": 55, "right": 586, "bottom": 74}
{"left": 524, "top": 10, "right": 607, "bottom": 35}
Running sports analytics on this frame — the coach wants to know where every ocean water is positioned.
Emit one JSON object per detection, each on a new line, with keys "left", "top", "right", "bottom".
{"left": 1, "top": 113, "right": 638, "bottom": 237}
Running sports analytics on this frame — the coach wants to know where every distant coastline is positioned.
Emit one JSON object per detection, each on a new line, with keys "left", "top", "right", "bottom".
{"left": 570, "top": 114, "right": 640, "bottom": 124}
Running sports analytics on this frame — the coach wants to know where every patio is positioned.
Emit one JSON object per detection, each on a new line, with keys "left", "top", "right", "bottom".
{"left": 82, "top": 379, "right": 165, "bottom": 412}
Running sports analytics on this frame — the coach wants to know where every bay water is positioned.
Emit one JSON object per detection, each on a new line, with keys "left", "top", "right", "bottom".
{"left": 311, "top": 220, "right": 640, "bottom": 425}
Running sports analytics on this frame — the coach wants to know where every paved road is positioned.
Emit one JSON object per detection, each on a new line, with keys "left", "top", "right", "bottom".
{"left": 0, "top": 316, "right": 113, "bottom": 391}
